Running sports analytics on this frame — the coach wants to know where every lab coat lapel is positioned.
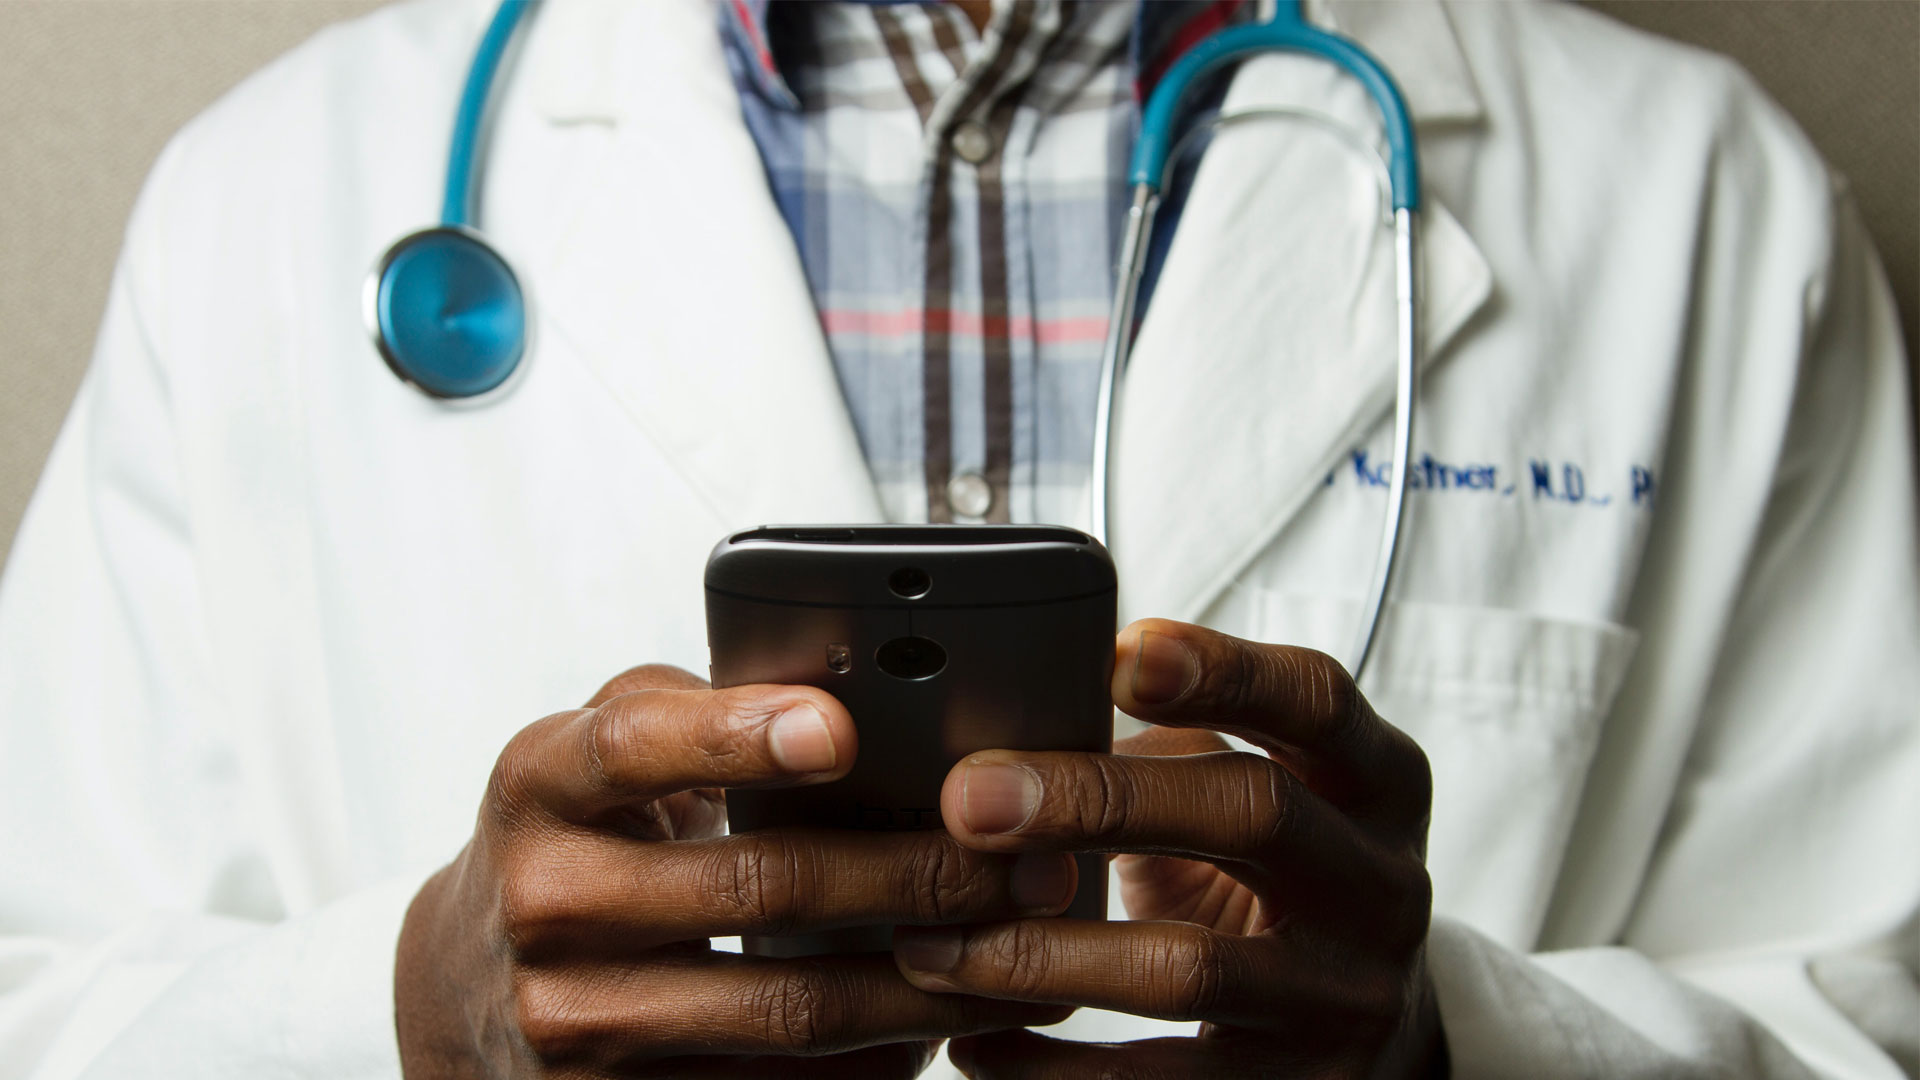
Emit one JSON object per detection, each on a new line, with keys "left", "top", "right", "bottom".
{"left": 514, "top": 0, "right": 882, "bottom": 528}
{"left": 1114, "top": 3, "right": 1492, "bottom": 624}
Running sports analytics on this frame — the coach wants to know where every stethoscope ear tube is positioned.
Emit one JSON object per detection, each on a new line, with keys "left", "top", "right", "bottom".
{"left": 1093, "top": 124, "right": 1421, "bottom": 683}
{"left": 1347, "top": 209, "right": 1420, "bottom": 683}
{"left": 1096, "top": 8, "right": 1422, "bottom": 682}
{"left": 1089, "top": 184, "right": 1158, "bottom": 551}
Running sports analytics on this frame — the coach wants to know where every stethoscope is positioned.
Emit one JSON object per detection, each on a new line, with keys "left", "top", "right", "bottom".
{"left": 364, "top": 0, "right": 534, "bottom": 401}
{"left": 367, "top": 0, "right": 1420, "bottom": 681}
{"left": 1092, "top": 0, "right": 1423, "bottom": 680}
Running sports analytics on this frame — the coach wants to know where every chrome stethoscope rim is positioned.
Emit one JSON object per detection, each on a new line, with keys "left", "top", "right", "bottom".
{"left": 1091, "top": 109, "right": 1421, "bottom": 684}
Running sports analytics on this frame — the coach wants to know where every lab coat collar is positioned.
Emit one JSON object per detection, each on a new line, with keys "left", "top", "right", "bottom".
{"left": 513, "top": 0, "right": 885, "bottom": 528}
{"left": 524, "top": 0, "right": 1485, "bottom": 128}
{"left": 520, "top": 0, "right": 630, "bottom": 124}
{"left": 1320, "top": 0, "right": 1485, "bottom": 126}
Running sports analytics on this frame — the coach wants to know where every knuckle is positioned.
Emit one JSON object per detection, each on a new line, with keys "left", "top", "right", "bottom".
{"left": 708, "top": 835, "right": 803, "bottom": 935}
{"left": 1207, "top": 635, "right": 1268, "bottom": 717}
{"left": 584, "top": 698, "right": 653, "bottom": 794}
{"left": 1150, "top": 927, "right": 1225, "bottom": 1021}
{"left": 1206, "top": 638, "right": 1336, "bottom": 728}
{"left": 487, "top": 712, "right": 578, "bottom": 812}
{"left": 690, "top": 686, "right": 746, "bottom": 741}
{"left": 907, "top": 837, "right": 981, "bottom": 923}
{"left": 1397, "top": 730, "right": 1436, "bottom": 817}
{"left": 753, "top": 966, "right": 843, "bottom": 1055}
{"left": 589, "top": 687, "right": 757, "bottom": 791}
{"left": 693, "top": 685, "right": 803, "bottom": 774}
{"left": 1080, "top": 756, "right": 1138, "bottom": 844}
{"left": 1286, "top": 647, "right": 1361, "bottom": 740}
{"left": 1246, "top": 757, "right": 1300, "bottom": 856}
{"left": 1386, "top": 863, "right": 1435, "bottom": 956}
{"left": 989, "top": 920, "right": 1057, "bottom": 999}
{"left": 511, "top": 971, "right": 591, "bottom": 1064}
{"left": 496, "top": 848, "right": 579, "bottom": 958}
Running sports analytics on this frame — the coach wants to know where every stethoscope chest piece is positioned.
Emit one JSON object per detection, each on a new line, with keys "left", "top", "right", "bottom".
{"left": 366, "top": 226, "right": 526, "bottom": 401}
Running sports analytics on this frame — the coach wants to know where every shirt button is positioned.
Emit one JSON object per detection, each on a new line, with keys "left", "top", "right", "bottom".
{"left": 946, "top": 470, "right": 994, "bottom": 518}
{"left": 950, "top": 119, "right": 995, "bottom": 164}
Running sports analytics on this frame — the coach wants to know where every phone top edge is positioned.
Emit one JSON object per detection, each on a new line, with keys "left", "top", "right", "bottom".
{"left": 727, "top": 524, "right": 1098, "bottom": 548}
{"left": 705, "top": 524, "right": 1116, "bottom": 608}
{"left": 704, "top": 581, "right": 1116, "bottom": 611}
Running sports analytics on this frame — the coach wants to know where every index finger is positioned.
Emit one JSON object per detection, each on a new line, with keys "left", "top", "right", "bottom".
{"left": 1111, "top": 619, "right": 1428, "bottom": 815}
{"left": 495, "top": 683, "right": 857, "bottom": 823}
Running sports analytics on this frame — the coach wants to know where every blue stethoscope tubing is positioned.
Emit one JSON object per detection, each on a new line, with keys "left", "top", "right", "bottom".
{"left": 1091, "top": 3, "right": 1421, "bottom": 681}
{"left": 365, "top": 0, "right": 538, "bottom": 401}
{"left": 371, "top": 0, "right": 1417, "bottom": 679}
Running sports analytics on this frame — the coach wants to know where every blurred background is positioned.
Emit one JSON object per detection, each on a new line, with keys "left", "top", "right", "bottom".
{"left": 1, "top": 0, "right": 1915, "bottom": 563}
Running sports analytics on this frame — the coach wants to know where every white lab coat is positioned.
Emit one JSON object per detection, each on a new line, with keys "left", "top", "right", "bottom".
{"left": 1, "top": 0, "right": 1914, "bottom": 1076}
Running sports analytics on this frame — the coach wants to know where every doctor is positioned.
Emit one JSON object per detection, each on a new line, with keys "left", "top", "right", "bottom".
{"left": 0, "top": 0, "right": 1914, "bottom": 1078}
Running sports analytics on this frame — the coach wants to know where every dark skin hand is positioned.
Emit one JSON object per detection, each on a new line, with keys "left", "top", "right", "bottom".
{"left": 394, "top": 664, "right": 1074, "bottom": 1079}
{"left": 894, "top": 619, "right": 1444, "bottom": 1079}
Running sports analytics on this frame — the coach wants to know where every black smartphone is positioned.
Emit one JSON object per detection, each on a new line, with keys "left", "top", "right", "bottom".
{"left": 706, "top": 524, "right": 1117, "bottom": 958}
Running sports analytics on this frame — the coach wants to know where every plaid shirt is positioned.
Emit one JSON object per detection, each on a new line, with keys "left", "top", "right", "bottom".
{"left": 720, "top": 0, "right": 1243, "bottom": 525}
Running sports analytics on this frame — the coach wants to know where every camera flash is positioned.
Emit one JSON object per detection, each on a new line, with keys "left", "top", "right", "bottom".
{"left": 826, "top": 643, "right": 852, "bottom": 673}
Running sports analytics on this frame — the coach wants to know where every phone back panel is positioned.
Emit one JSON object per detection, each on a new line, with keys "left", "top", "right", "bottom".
{"left": 706, "top": 527, "right": 1116, "bottom": 956}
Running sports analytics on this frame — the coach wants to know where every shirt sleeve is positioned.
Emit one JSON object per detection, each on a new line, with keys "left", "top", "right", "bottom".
{"left": 1429, "top": 181, "right": 1919, "bottom": 1079}
{"left": 0, "top": 137, "right": 419, "bottom": 1080}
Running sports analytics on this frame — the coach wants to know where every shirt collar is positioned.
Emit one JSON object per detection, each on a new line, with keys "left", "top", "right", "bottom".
{"left": 720, "top": 0, "right": 1265, "bottom": 113}
{"left": 720, "top": 0, "right": 794, "bottom": 110}
{"left": 527, "top": 0, "right": 1485, "bottom": 127}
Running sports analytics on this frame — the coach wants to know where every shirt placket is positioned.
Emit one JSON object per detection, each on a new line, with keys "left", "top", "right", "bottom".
{"left": 903, "top": 2, "right": 1059, "bottom": 524}
{"left": 1019, "top": 2, "right": 1139, "bottom": 528}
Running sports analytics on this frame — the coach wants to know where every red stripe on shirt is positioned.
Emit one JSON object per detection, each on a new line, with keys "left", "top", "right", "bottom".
{"left": 730, "top": 0, "right": 779, "bottom": 80}
{"left": 819, "top": 309, "right": 1111, "bottom": 345}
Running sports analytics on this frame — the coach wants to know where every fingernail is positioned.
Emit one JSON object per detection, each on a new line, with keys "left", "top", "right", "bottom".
{"left": 767, "top": 705, "right": 836, "bottom": 773}
{"left": 1130, "top": 631, "right": 1196, "bottom": 705}
{"left": 961, "top": 764, "right": 1039, "bottom": 834}
{"left": 1009, "top": 853, "right": 1075, "bottom": 912}
{"left": 895, "top": 927, "right": 964, "bottom": 975}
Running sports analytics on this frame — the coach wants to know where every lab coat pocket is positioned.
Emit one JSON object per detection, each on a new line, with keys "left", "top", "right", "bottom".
{"left": 1244, "top": 593, "right": 1640, "bottom": 951}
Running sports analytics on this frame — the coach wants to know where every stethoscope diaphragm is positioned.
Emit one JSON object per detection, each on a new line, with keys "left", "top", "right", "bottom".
{"left": 365, "top": 226, "right": 526, "bottom": 400}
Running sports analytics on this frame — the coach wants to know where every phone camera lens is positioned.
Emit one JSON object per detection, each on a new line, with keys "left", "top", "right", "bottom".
{"left": 875, "top": 636, "right": 947, "bottom": 680}
{"left": 825, "top": 642, "right": 852, "bottom": 673}
{"left": 888, "top": 567, "right": 932, "bottom": 599}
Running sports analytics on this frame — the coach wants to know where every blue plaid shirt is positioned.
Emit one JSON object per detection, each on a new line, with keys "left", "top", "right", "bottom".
{"left": 719, "top": 0, "right": 1241, "bottom": 526}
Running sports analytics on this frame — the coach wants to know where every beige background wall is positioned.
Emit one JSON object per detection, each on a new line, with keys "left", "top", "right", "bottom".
{"left": 1, "top": 0, "right": 387, "bottom": 564}
{"left": 1, "top": 0, "right": 1916, "bottom": 565}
